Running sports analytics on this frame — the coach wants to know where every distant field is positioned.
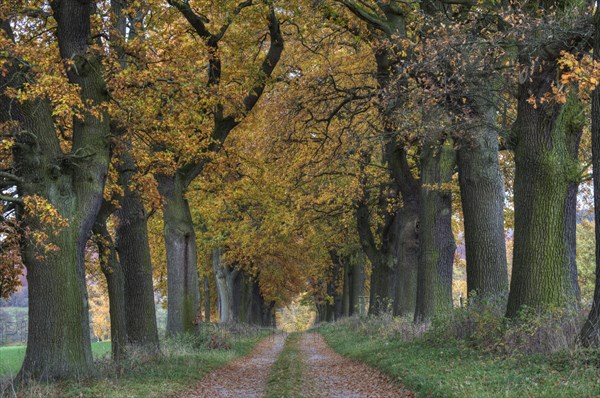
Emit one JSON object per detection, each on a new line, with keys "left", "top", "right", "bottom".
{"left": 0, "top": 307, "right": 29, "bottom": 346}
{"left": 0, "top": 307, "right": 27, "bottom": 320}
{"left": 0, "top": 342, "right": 111, "bottom": 377}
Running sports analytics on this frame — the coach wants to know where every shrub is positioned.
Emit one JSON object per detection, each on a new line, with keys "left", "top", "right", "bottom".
{"left": 426, "top": 299, "right": 584, "bottom": 355}
{"left": 502, "top": 306, "right": 583, "bottom": 355}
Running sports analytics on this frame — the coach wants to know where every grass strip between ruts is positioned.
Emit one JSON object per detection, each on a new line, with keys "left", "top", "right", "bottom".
{"left": 264, "top": 333, "right": 304, "bottom": 398}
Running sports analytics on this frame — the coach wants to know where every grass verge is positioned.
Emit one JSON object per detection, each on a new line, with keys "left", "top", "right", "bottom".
{"left": 264, "top": 333, "right": 303, "bottom": 398}
{"left": 320, "top": 322, "right": 600, "bottom": 398}
{"left": 0, "top": 342, "right": 111, "bottom": 378}
{"left": 1, "top": 330, "right": 266, "bottom": 398}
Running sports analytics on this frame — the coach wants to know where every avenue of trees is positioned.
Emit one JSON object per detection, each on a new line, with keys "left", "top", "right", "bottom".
{"left": 1, "top": 0, "right": 600, "bottom": 382}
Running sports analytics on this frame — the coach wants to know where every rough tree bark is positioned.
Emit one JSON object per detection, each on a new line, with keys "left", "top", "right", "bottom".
{"left": 457, "top": 107, "right": 508, "bottom": 302}
{"left": 116, "top": 150, "right": 160, "bottom": 349}
{"left": 157, "top": 173, "right": 201, "bottom": 334}
{"left": 1, "top": 0, "right": 112, "bottom": 379}
{"left": 93, "top": 203, "right": 127, "bottom": 361}
{"left": 394, "top": 205, "right": 419, "bottom": 316}
{"left": 414, "top": 138, "right": 456, "bottom": 322}
{"left": 231, "top": 270, "right": 268, "bottom": 325}
{"left": 355, "top": 200, "right": 399, "bottom": 314}
{"left": 506, "top": 63, "right": 583, "bottom": 316}
{"left": 212, "top": 248, "right": 239, "bottom": 324}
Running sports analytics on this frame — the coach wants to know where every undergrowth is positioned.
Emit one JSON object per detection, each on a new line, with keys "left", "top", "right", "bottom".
{"left": 320, "top": 304, "right": 600, "bottom": 398}
{"left": 0, "top": 324, "right": 269, "bottom": 398}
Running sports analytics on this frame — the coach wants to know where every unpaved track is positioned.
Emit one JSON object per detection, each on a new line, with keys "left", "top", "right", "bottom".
{"left": 299, "top": 333, "right": 414, "bottom": 398}
{"left": 180, "top": 333, "right": 285, "bottom": 398}
{"left": 180, "top": 332, "right": 413, "bottom": 398}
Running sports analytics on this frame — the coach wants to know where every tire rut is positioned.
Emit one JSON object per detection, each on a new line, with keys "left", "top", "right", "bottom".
{"left": 298, "top": 333, "right": 414, "bottom": 398}
{"left": 179, "top": 333, "right": 285, "bottom": 398}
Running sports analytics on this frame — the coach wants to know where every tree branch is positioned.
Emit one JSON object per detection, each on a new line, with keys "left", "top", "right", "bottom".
{"left": 211, "top": 0, "right": 254, "bottom": 44}
{"left": 0, "top": 194, "right": 23, "bottom": 205}
{"left": 0, "top": 171, "right": 25, "bottom": 185}
{"left": 241, "top": 6, "right": 284, "bottom": 113}
{"left": 167, "top": 0, "right": 212, "bottom": 39}
{"left": 338, "top": 0, "right": 391, "bottom": 35}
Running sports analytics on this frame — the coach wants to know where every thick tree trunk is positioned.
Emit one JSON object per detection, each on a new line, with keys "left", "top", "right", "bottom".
{"left": 328, "top": 250, "right": 345, "bottom": 319}
{"left": 395, "top": 205, "right": 419, "bottom": 316}
{"left": 212, "top": 248, "right": 239, "bottom": 324}
{"left": 21, "top": 223, "right": 94, "bottom": 379}
{"left": 93, "top": 205, "right": 127, "bottom": 361}
{"left": 457, "top": 108, "right": 508, "bottom": 303}
{"left": 384, "top": 142, "right": 421, "bottom": 317}
{"left": 414, "top": 138, "right": 456, "bottom": 322}
{"left": 368, "top": 255, "right": 395, "bottom": 314}
{"left": 12, "top": 0, "right": 112, "bottom": 379}
{"left": 506, "top": 72, "right": 582, "bottom": 316}
{"left": 248, "top": 278, "right": 263, "bottom": 325}
{"left": 356, "top": 201, "right": 399, "bottom": 315}
{"left": 580, "top": 11, "right": 600, "bottom": 346}
{"left": 157, "top": 173, "right": 201, "bottom": 334}
{"left": 506, "top": 52, "right": 583, "bottom": 317}
{"left": 233, "top": 271, "right": 267, "bottom": 325}
{"left": 232, "top": 269, "right": 245, "bottom": 322}
{"left": 116, "top": 151, "right": 159, "bottom": 350}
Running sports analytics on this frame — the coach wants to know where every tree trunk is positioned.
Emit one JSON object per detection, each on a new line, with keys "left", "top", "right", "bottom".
{"left": 350, "top": 256, "right": 365, "bottom": 315}
{"left": 367, "top": 255, "right": 395, "bottom": 314}
{"left": 457, "top": 107, "right": 508, "bottom": 303}
{"left": 212, "top": 248, "right": 239, "bottom": 323}
{"left": 414, "top": 138, "right": 456, "bottom": 322}
{"left": 395, "top": 205, "right": 419, "bottom": 316}
{"left": 204, "top": 276, "right": 211, "bottom": 323}
{"left": 356, "top": 201, "right": 399, "bottom": 315}
{"left": 116, "top": 151, "right": 160, "bottom": 350}
{"left": 383, "top": 140, "right": 421, "bottom": 317}
{"left": 232, "top": 268, "right": 245, "bottom": 322}
{"left": 580, "top": 11, "right": 600, "bottom": 346}
{"left": 342, "top": 260, "right": 350, "bottom": 317}
{"left": 506, "top": 69, "right": 582, "bottom": 316}
{"left": 157, "top": 173, "right": 201, "bottom": 334}
{"left": 12, "top": 0, "right": 112, "bottom": 379}
{"left": 93, "top": 205, "right": 127, "bottom": 361}
{"left": 20, "top": 222, "right": 94, "bottom": 379}
{"left": 328, "top": 250, "right": 344, "bottom": 319}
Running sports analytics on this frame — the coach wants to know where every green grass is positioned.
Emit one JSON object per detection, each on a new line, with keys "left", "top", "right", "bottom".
{"left": 320, "top": 323, "right": 600, "bottom": 398}
{"left": 264, "top": 333, "right": 304, "bottom": 398}
{"left": 0, "top": 342, "right": 111, "bottom": 377}
{"left": 2, "top": 333, "right": 266, "bottom": 398}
